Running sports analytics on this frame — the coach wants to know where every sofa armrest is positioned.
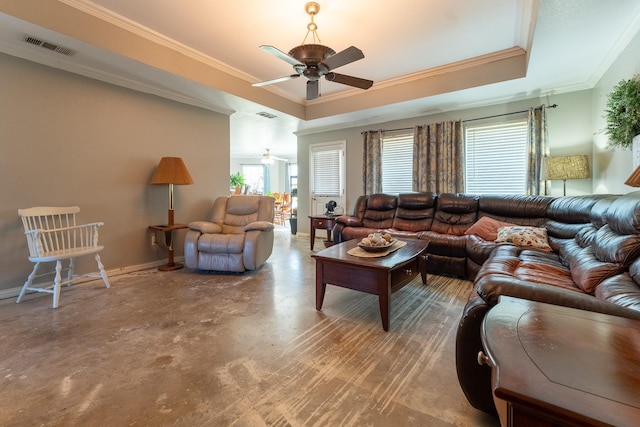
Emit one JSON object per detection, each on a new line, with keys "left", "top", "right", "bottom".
{"left": 244, "top": 221, "right": 274, "bottom": 232}
{"left": 337, "top": 215, "right": 363, "bottom": 227}
{"left": 188, "top": 221, "right": 222, "bottom": 234}
{"left": 476, "top": 275, "right": 640, "bottom": 320}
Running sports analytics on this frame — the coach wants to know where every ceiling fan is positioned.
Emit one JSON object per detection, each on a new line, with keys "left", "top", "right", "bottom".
{"left": 262, "top": 149, "right": 287, "bottom": 164}
{"left": 252, "top": 2, "right": 373, "bottom": 100}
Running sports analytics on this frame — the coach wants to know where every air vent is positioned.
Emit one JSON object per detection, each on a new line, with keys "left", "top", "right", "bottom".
{"left": 22, "top": 35, "right": 75, "bottom": 56}
{"left": 256, "top": 112, "right": 277, "bottom": 119}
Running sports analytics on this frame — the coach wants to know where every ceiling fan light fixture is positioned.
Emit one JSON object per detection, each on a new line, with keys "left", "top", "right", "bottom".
{"left": 253, "top": 2, "right": 373, "bottom": 100}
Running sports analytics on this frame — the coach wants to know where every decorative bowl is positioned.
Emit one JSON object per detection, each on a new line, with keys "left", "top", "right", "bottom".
{"left": 358, "top": 240, "right": 395, "bottom": 252}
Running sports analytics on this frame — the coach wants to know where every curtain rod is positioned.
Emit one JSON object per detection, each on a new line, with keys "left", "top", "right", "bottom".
{"left": 463, "top": 103, "right": 558, "bottom": 123}
{"left": 362, "top": 103, "right": 558, "bottom": 134}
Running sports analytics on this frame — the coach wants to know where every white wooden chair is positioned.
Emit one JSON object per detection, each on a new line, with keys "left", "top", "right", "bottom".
{"left": 17, "top": 206, "right": 110, "bottom": 308}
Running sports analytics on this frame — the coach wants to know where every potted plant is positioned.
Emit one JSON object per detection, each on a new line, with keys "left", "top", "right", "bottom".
{"left": 604, "top": 75, "right": 640, "bottom": 149}
{"left": 230, "top": 172, "right": 245, "bottom": 194}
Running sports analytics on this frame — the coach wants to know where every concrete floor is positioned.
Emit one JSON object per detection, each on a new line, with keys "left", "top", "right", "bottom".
{"left": 0, "top": 227, "right": 498, "bottom": 426}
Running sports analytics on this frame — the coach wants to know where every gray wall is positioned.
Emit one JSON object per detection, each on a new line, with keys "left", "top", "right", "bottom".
{"left": 0, "top": 53, "right": 230, "bottom": 293}
{"left": 592, "top": 23, "right": 640, "bottom": 194}
{"left": 296, "top": 26, "right": 640, "bottom": 235}
{"left": 296, "top": 91, "right": 595, "bottom": 235}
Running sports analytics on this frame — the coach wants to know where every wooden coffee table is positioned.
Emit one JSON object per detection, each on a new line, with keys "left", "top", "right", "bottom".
{"left": 312, "top": 238, "right": 429, "bottom": 331}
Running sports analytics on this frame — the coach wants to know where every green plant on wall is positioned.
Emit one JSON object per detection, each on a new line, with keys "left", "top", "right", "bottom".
{"left": 230, "top": 172, "right": 245, "bottom": 188}
{"left": 604, "top": 75, "right": 640, "bottom": 149}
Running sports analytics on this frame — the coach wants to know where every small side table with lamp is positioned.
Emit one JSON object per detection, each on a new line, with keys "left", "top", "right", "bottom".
{"left": 149, "top": 157, "right": 193, "bottom": 271}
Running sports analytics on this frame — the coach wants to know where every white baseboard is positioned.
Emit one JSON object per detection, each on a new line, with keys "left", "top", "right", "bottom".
{"left": 0, "top": 256, "right": 184, "bottom": 301}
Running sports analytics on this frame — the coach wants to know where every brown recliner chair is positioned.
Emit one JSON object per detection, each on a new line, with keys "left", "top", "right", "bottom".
{"left": 184, "top": 195, "right": 275, "bottom": 272}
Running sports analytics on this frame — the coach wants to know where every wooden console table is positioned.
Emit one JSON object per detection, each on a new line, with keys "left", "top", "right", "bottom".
{"left": 309, "top": 214, "right": 337, "bottom": 250}
{"left": 480, "top": 296, "right": 640, "bottom": 427}
{"left": 148, "top": 223, "right": 188, "bottom": 271}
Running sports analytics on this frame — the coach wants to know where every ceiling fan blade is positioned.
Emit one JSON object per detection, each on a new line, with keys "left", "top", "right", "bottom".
{"left": 325, "top": 72, "right": 373, "bottom": 90}
{"left": 263, "top": 149, "right": 288, "bottom": 162}
{"left": 252, "top": 74, "right": 300, "bottom": 87}
{"left": 306, "top": 80, "right": 319, "bottom": 100}
{"left": 323, "top": 46, "right": 365, "bottom": 70}
{"left": 259, "top": 45, "right": 303, "bottom": 67}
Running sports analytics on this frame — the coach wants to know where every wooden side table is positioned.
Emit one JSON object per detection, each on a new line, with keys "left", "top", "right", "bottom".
{"left": 480, "top": 296, "right": 640, "bottom": 427}
{"left": 148, "top": 224, "right": 188, "bottom": 271}
{"left": 309, "top": 215, "right": 337, "bottom": 250}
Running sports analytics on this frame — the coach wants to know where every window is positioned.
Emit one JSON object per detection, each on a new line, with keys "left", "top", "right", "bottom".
{"left": 465, "top": 120, "right": 528, "bottom": 194}
{"left": 311, "top": 147, "right": 343, "bottom": 196}
{"left": 382, "top": 131, "right": 413, "bottom": 193}
{"left": 241, "top": 164, "right": 264, "bottom": 194}
{"left": 310, "top": 141, "right": 346, "bottom": 216}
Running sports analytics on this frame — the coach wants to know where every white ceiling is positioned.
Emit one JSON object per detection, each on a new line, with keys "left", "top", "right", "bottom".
{"left": 1, "top": 0, "right": 640, "bottom": 160}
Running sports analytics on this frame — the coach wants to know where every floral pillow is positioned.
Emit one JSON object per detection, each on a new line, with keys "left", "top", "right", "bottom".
{"left": 495, "top": 226, "right": 552, "bottom": 252}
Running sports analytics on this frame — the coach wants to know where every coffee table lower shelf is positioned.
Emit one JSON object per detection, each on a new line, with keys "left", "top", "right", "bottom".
{"left": 312, "top": 239, "right": 429, "bottom": 331}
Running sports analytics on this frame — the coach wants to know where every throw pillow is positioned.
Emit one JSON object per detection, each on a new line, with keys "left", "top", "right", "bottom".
{"left": 464, "top": 216, "right": 516, "bottom": 241}
{"left": 495, "top": 225, "right": 553, "bottom": 252}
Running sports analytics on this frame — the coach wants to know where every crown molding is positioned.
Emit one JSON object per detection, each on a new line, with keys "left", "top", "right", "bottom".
{"left": 308, "top": 47, "right": 527, "bottom": 106}
{"left": 0, "top": 42, "right": 234, "bottom": 115}
{"left": 58, "top": 0, "right": 259, "bottom": 85}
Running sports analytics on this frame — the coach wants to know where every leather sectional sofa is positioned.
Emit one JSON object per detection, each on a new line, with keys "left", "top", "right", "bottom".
{"left": 333, "top": 191, "right": 640, "bottom": 416}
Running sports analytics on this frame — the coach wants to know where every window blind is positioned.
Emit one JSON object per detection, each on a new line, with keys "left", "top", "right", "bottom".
{"left": 382, "top": 131, "right": 413, "bottom": 193}
{"left": 312, "top": 148, "right": 342, "bottom": 196}
{"left": 465, "top": 121, "right": 528, "bottom": 194}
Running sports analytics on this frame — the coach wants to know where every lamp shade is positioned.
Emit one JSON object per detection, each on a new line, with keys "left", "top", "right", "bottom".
{"left": 150, "top": 157, "right": 194, "bottom": 185}
{"left": 544, "top": 155, "right": 591, "bottom": 181}
{"left": 625, "top": 165, "right": 640, "bottom": 187}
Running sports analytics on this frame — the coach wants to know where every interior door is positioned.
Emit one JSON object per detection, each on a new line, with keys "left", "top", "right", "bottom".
{"left": 310, "top": 141, "right": 346, "bottom": 216}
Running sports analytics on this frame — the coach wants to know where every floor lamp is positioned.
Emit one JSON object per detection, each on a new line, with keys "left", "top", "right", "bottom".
{"left": 150, "top": 157, "right": 194, "bottom": 271}
{"left": 543, "top": 155, "right": 591, "bottom": 196}
{"left": 150, "top": 157, "right": 194, "bottom": 226}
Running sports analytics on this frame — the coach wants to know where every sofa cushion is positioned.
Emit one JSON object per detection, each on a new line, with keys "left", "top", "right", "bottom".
{"left": 466, "top": 235, "right": 514, "bottom": 271}
{"left": 606, "top": 191, "right": 640, "bottom": 235}
{"left": 568, "top": 246, "right": 625, "bottom": 294}
{"left": 595, "top": 272, "right": 640, "bottom": 313}
{"left": 475, "top": 246, "right": 578, "bottom": 291}
{"left": 392, "top": 192, "right": 436, "bottom": 231}
{"left": 495, "top": 226, "right": 552, "bottom": 252}
{"left": 362, "top": 194, "right": 397, "bottom": 229}
{"left": 336, "top": 215, "right": 363, "bottom": 227}
{"left": 464, "top": 216, "right": 516, "bottom": 241}
{"left": 516, "top": 250, "right": 579, "bottom": 290}
{"left": 431, "top": 193, "right": 479, "bottom": 235}
{"left": 575, "top": 225, "right": 597, "bottom": 248}
{"left": 198, "top": 233, "right": 245, "bottom": 254}
{"left": 589, "top": 196, "right": 619, "bottom": 229}
{"left": 420, "top": 231, "right": 467, "bottom": 257}
{"left": 544, "top": 220, "right": 588, "bottom": 239}
{"left": 591, "top": 224, "right": 640, "bottom": 264}
{"left": 478, "top": 194, "right": 551, "bottom": 218}
{"left": 595, "top": 258, "right": 640, "bottom": 313}
{"left": 545, "top": 195, "right": 608, "bottom": 224}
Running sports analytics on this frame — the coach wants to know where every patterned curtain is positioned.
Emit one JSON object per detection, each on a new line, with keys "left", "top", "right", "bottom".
{"left": 527, "top": 105, "right": 548, "bottom": 195}
{"left": 412, "top": 120, "right": 463, "bottom": 193}
{"left": 362, "top": 130, "right": 382, "bottom": 195}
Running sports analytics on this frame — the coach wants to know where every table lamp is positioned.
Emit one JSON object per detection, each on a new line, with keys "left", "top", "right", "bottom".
{"left": 625, "top": 165, "right": 640, "bottom": 187}
{"left": 150, "top": 157, "right": 194, "bottom": 226}
{"left": 543, "top": 155, "right": 590, "bottom": 196}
